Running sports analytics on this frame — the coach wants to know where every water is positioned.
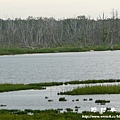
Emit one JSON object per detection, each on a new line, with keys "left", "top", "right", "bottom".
{"left": 1, "top": 51, "right": 120, "bottom": 84}
{"left": 0, "top": 83, "right": 120, "bottom": 112}
{"left": 0, "top": 51, "right": 120, "bottom": 112}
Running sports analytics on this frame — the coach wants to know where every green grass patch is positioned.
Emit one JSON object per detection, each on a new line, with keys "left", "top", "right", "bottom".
{"left": 0, "top": 79, "right": 119, "bottom": 93}
{"left": 0, "top": 109, "right": 120, "bottom": 120}
{"left": 0, "top": 82, "right": 63, "bottom": 92}
{"left": 60, "top": 85, "right": 120, "bottom": 95}
{"left": 64, "top": 79, "right": 120, "bottom": 85}
{"left": 0, "top": 83, "right": 44, "bottom": 92}
{"left": 1, "top": 44, "right": 120, "bottom": 55}
{"left": 0, "top": 47, "right": 84, "bottom": 55}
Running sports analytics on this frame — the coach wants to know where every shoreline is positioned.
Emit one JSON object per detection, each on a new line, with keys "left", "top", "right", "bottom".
{"left": 0, "top": 46, "right": 119, "bottom": 56}
{"left": 0, "top": 79, "right": 120, "bottom": 93}
{"left": 0, "top": 109, "right": 120, "bottom": 120}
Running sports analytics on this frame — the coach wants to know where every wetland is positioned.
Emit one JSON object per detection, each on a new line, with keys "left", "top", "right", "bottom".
{"left": 1, "top": 51, "right": 120, "bottom": 119}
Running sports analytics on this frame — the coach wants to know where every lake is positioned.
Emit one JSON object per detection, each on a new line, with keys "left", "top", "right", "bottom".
{"left": 0, "top": 51, "right": 120, "bottom": 112}
{"left": 0, "top": 83, "right": 120, "bottom": 112}
{"left": 0, "top": 50, "right": 120, "bottom": 84}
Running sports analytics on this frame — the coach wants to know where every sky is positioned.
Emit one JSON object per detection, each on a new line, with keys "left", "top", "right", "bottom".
{"left": 0, "top": 0, "right": 120, "bottom": 19}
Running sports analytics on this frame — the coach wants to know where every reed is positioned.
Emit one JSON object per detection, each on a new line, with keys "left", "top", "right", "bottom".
{"left": 0, "top": 109, "right": 120, "bottom": 120}
{"left": 60, "top": 85, "right": 120, "bottom": 95}
{"left": 0, "top": 79, "right": 119, "bottom": 93}
{"left": 0, "top": 82, "right": 64, "bottom": 92}
{"left": 64, "top": 79, "right": 120, "bottom": 85}
{"left": 1, "top": 44, "right": 120, "bottom": 55}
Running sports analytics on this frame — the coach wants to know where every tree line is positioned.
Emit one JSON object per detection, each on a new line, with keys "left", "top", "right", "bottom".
{"left": 0, "top": 10, "right": 120, "bottom": 49}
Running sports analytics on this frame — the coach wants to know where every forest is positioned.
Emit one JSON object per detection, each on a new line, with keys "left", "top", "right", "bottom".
{"left": 0, "top": 10, "right": 120, "bottom": 50}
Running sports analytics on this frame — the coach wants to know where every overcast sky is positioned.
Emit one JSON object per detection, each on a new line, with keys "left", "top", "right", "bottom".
{"left": 0, "top": 0, "right": 120, "bottom": 19}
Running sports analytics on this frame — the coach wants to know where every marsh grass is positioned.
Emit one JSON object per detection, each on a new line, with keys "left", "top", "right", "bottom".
{"left": 60, "top": 85, "right": 120, "bottom": 95}
{"left": 59, "top": 97, "right": 67, "bottom": 102}
{"left": 29, "top": 82, "right": 63, "bottom": 87}
{"left": 95, "top": 100, "right": 110, "bottom": 104}
{"left": 0, "top": 47, "right": 84, "bottom": 55}
{"left": 1, "top": 44, "right": 120, "bottom": 55}
{"left": 64, "top": 79, "right": 120, "bottom": 85}
{"left": 66, "top": 108, "right": 73, "bottom": 112}
{"left": 0, "top": 82, "right": 64, "bottom": 92}
{"left": 0, "top": 79, "right": 119, "bottom": 93}
{"left": 0, "top": 83, "right": 44, "bottom": 92}
{"left": 0, "top": 109, "right": 120, "bottom": 120}
{"left": 0, "top": 47, "right": 90, "bottom": 55}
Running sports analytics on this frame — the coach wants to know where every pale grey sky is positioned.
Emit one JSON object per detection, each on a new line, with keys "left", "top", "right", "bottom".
{"left": 0, "top": 0, "right": 120, "bottom": 19}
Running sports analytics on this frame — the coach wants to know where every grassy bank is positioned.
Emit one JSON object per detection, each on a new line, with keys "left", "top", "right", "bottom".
{"left": 60, "top": 85, "right": 120, "bottom": 95}
{"left": 0, "top": 82, "right": 63, "bottom": 92}
{"left": 0, "top": 109, "right": 120, "bottom": 120}
{"left": 0, "top": 83, "right": 44, "bottom": 92}
{"left": 0, "top": 44, "right": 120, "bottom": 55}
{"left": 0, "top": 47, "right": 88, "bottom": 55}
{"left": 64, "top": 79, "right": 120, "bottom": 85}
{"left": 0, "top": 79, "right": 119, "bottom": 92}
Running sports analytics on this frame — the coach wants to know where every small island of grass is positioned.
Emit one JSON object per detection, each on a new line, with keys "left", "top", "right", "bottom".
{"left": 0, "top": 82, "right": 63, "bottom": 93}
{"left": 0, "top": 79, "right": 120, "bottom": 93}
{"left": 60, "top": 85, "right": 120, "bottom": 95}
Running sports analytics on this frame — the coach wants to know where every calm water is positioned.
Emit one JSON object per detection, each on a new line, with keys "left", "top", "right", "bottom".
{"left": 0, "top": 51, "right": 120, "bottom": 83}
{"left": 0, "top": 83, "right": 120, "bottom": 112}
{"left": 1, "top": 51, "right": 120, "bottom": 112}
